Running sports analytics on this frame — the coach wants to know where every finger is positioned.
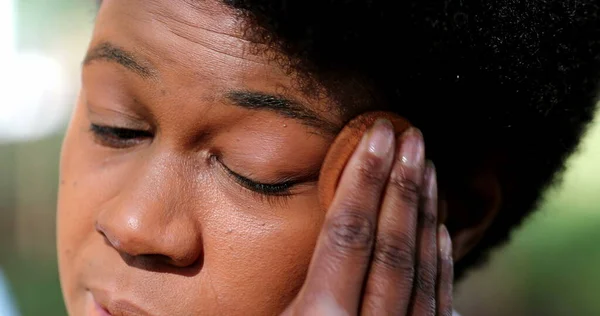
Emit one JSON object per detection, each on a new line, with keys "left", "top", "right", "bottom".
{"left": 299, "top": 119, "right": 395, "bottom": 313}
{"left": 361, "top": 128, "right": 425, "bottom": 315}
{"left": 436, "top": 225, "right": 453, "bottom": 316}
{"left": 409, "top": 162, "right": 438, "bottom": 316}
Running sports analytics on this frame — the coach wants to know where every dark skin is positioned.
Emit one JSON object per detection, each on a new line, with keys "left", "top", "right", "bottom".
{"left": 283, "top": 123, "right": 454, "bottom": 315}
{"left": 58, "top": 0, "right": 499, "bottom": 315}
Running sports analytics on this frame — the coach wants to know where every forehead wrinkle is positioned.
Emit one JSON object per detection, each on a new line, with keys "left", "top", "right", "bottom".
{"left": 98, "top": 0, "right": 343, "bottom": 127}
{"left": 147, "top": 0, "right": 270, "bottom": 66}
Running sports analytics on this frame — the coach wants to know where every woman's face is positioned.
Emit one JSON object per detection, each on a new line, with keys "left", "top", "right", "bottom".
{"left": 57, "top": 0, "right": 344, "bottom": 315}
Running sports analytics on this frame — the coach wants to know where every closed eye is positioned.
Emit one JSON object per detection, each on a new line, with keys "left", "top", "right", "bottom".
{"left": 212, "top": 155, "right": 296, "bottom": 196}
{"left": 89, "top": 124, "right": 153, "bottom": 148}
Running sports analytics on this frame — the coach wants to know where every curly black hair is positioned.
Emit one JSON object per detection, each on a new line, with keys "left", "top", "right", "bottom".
{"left": 220, "top": 0, "right": 600, "bottom": 279}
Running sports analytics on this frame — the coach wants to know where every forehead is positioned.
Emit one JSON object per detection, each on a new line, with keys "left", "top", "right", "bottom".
{"left": 93, "top": 0, "right": 340, "bottom": 123}
{"left": 95, "top": 0, "right": 274, "bottom": 83}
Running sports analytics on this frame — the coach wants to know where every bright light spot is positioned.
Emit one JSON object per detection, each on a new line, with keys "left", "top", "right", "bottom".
{"left": 0, "top": 53, "right": 71, "bottom": 144}
{"left": 0, "top": 0, "right": 72, "bottom": 144}
{"left": 0, "top": 0, "right": 15, "bottom": 60}
{"left": 127, "top": 216, "right": 140, "bottom": 230}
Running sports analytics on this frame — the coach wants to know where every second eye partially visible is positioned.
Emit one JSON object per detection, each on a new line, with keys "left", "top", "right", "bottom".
{"left": 89, "top": 124, "right": 153, "bottom": 149}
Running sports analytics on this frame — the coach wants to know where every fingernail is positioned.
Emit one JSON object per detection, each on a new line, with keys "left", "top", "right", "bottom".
{"left": 438, "top": 225, "right": 452, "bottom": 258}
{"left": 399, "top": 128, "right": 424, "bottom": 167}
{"left": 363, "top": 119, "right": 394, "bottom": 158}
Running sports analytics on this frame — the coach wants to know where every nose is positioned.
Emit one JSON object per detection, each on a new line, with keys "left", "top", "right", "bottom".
{"left": 96, "top": 212, "right": 202, "bottom": 268}
{"left": 95, "top": 161, "right": 203, "bottom": 268}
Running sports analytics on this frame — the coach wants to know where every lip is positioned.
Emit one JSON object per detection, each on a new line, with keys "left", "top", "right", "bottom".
{"left": 89, "top": 288, "right": 155, "bottom": 316}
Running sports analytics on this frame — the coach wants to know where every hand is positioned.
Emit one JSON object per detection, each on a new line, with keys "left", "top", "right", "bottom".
{"left": 282, "top": 120, "right": 453, "bottom": 316}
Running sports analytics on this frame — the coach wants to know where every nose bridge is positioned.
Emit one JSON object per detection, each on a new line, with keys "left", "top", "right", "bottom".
{"left": 96, "top": 153, "right": 203, "bottom": 267}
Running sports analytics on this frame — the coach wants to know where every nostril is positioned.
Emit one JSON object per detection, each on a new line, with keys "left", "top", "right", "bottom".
{"left": 94, "top": 214, "right": 204, "bottom": 270}
{"left": 95, "top": 220, "right": 121, "bottom": 249}
{"left": 142, "top": 254, "right": 197, "bottom": 268}
{"left": 94, "top": 220, "right": 103, "bottom": 234}
{"left": 118, "top": 253, "right": 204, "bottom": 275}
{"left": 94, "top": 220, "right": 108, "bottom": 241}
{"left": 168, "top": 250, "right": 203, "bottom": 268}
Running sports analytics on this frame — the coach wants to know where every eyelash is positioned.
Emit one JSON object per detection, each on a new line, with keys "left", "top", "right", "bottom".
{"left": 90, "top": 124, "right": 295, "bottom": 201}
{"left": 89, "top": 124, "right": 153, "bottom": 148}
{"left": 212, "top": 155, "right": 297, "bottom": 200}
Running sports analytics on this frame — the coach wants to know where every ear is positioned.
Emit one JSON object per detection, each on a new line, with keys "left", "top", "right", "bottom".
{"left": 441, "top": 159, "right": 503, "bottom": 262}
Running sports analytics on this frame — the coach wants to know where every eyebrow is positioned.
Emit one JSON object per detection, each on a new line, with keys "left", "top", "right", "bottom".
{"left": 226, "top": 91, "right": 339, "bottom": 135}
{"left": 83, "top": 42, "right": 338, "bottom": 135}
{"left": 83, "top": 42, "right": 156, "bottom": 79}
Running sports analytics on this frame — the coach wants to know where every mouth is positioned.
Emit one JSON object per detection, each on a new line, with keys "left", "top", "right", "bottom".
{"left": 88, "top": 289, "right": 154, "bottom": 316}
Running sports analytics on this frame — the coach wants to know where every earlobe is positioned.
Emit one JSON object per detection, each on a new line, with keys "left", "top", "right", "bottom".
{"left": 443, "top": 164, "right": 503, "bottom": 262}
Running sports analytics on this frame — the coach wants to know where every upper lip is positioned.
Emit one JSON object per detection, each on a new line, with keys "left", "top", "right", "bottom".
{"left": 90, "top": 288, "right": 155, "bottom": 316}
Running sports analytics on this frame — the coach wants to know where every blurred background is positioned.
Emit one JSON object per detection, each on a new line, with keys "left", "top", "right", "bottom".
{"left": 0, "top": 1, "right": 599, "bottom": 315}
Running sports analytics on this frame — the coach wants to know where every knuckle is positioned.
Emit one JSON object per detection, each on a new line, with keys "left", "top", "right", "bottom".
{"left": 355, "top": 155, "right": 388, "bottom": 188}
{"left": 362, "top": 286, "right": 403, "bottom": 315}
{"left": 415, "top": 263, "right": 437, "bottom": 294}
{"left": 326, "top": 211, "right": 375, "bottom": 254}
{"left": 388, "top": 169, "right": 420, "bottom": 207}
{"left": 372, "top": 233, "right": 416, "bottom": 273}
{"left": 363, "top": 284, "right": 387, "bottom": 305}
{"left": 415, "top": 298, "right": 437, "bottom": 315}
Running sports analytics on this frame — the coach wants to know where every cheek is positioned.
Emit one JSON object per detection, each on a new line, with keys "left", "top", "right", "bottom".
{"left": 57, "top": 103, "right": 125, "bottom": 307}
{"left": 56, "top": 98, "right": 329, "bottom": 315}
{"left": 203, "top": 198, "right": 325, "bottom": 314}
{"left": 57, "top": 104, "right": 94, "bottom": 310}
{"left": 58, "top": 102, "right": 104, "bottom": 249}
